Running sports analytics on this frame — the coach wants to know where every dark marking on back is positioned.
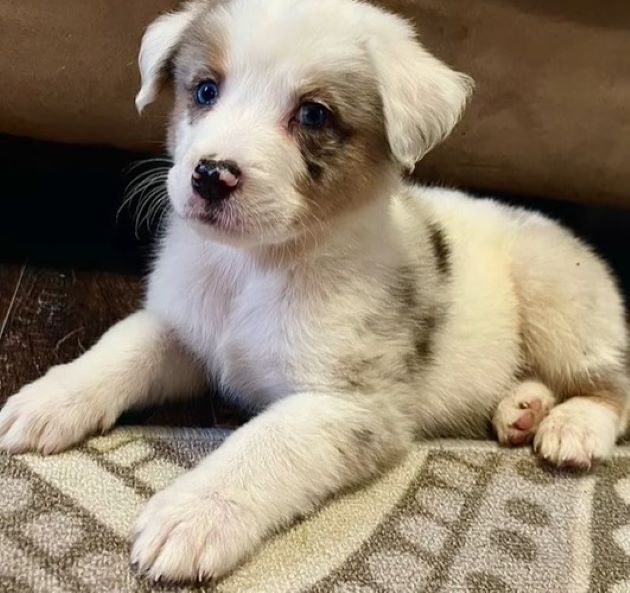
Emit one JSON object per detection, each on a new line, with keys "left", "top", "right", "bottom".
{"left": 339, "top": 266, "right": 449, "bottom": 392}
{"left": 412, "top": 311, "right": 438, "bottom": 364}
{"left": 390, "top": 267, "right": 447, "bottom": 376}
{"left": 428, "top": 222, "right": 451, "bottom": 277}
{"left": 335, "top": 445, "right": 347, "bottom": 458}
{"left": 353, "top": 429, "right": 375, "bottom": 446}
{"left": 389, "top": 265, "right": 418, "bottom": 312}
{"left": 404, "top": 317, "right": 435, "bottom": 375}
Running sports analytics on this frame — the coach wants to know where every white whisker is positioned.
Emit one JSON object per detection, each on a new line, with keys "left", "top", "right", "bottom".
{"left": 119, "top": 166, "right": 171, "bottom": 236}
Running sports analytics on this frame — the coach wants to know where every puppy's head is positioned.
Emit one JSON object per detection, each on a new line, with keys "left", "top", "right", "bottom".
{"left": 137, "top": 0, "right": 472, "bottom": 246}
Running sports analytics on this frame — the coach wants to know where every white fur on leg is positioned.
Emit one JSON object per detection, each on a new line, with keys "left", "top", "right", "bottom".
{"left": 533, "top": 397, "right": 620, "bottom": 468}
{"left": 0, "top": 311, "right": 205, "bottom": 454}
{"left": 131, "top": 391, "right": 412, "bottom": 581}
{"left": 493, "top": 380, "right": 556, "bottom": 446}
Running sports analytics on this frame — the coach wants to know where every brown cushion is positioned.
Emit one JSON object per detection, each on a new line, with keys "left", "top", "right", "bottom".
{"left": 0, "top": 1, "right": 176, "bottom": 150}
{"left": 1, "top": 0, "right": 629, "bottom": 206}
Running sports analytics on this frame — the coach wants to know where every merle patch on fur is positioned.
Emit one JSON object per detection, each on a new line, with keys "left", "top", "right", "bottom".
{"left": 390, "top": 266, "right": 419, "bottom": 311}
{"left": 291, "top": 69, "right": 389, "bottom": 229}
{"left": 428, "top": 222, "right": 451, "bottom": 276}
{"left": 390, "top": 268, "right": 446, "bottom": 375}
{"left": 337, "top": 354, "right": 385, "bottom": 391}
{"left": 297, "top": 124, "right": 349, "bottom": 184}
{"left": 353, "top": 429, "right": 375, "bottom": 445}
{"left": 409, "top": 309, "right": 444, "bottom": 369}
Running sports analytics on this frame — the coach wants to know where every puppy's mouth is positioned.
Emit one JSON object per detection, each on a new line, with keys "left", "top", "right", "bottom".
{"left": 181, "top": 194, "right": 250, "bottom": 236}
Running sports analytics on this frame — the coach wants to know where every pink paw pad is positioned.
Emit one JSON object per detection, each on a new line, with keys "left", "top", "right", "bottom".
{"left": 513, "top": 399, "right": 542, "bottom": 431}
{"left": 493, "top": 383, "right": 556, "bottom": 448}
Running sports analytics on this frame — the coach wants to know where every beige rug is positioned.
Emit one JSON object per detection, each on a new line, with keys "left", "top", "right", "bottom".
{"left": 1, "top": 427, "right": 629, "bottom": 593}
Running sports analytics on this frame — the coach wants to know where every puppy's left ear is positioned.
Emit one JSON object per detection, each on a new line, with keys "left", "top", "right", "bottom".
{"left": 368, "top": 17, "right": 474, "bottom": 171}
{"left": 135, "top": 3, "right": 200, "bottom": 113}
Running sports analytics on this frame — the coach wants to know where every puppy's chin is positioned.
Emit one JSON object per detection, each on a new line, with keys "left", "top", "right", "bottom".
{"left": 171, "top": 193, "right": 300, "bottom": 249}
{"left": 186, "top": 217, "right": 256, "bottom": 247}
{"left": 174, "top": 200, "right": 255, "bottom": 247}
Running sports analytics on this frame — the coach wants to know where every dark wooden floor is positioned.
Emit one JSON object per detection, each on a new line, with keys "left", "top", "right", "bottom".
{"left": 0, "top": 134, "right": 628, "bottom": 431}
{"left": 0, "top": 263, "right": 245, "bottom": 428}
{"left": 0, "top": 264, "right": 141, "bottom": 396}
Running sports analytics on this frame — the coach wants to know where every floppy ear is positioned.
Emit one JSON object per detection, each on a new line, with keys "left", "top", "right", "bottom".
{"left": 135, "top": 4, "right": 199, "bottom": 113}
{"left": 367, "top": 18, "right": 474, "bottom": 171}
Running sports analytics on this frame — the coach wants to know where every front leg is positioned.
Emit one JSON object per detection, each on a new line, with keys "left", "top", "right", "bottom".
{"left": 0, "top": 310, "right": 206, "bottom": 453}
{"left": 131, "top": 391, "right": 412, "bottom": 581}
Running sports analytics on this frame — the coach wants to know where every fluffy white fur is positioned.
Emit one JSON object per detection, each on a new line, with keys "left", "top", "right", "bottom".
{"left": 1, "top": 0, "right": 628, "bottom": 583}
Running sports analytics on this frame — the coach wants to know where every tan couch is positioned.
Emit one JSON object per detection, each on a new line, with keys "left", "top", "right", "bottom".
{"left": 1, "top": 0, "right": 629, "bottom": 207}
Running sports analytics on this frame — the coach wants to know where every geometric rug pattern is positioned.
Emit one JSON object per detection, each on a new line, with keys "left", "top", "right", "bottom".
{"left": 1, "top": 428, "right": 629, "bottom": 593}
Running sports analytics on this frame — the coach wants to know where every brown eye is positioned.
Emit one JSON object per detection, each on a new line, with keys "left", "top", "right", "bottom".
{"left": 296, "top": 102, "right": 330, "bottom": 128}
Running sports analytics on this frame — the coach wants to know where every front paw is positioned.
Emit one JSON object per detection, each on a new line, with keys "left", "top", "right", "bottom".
{"left": 0, "top": 365, "right": 116, "bottom": 454}
{"left": 131, "top": 480, "right": 260, "bottom": 582}
{"left": 533, "top": 398, "right": 618, "bottom": 469}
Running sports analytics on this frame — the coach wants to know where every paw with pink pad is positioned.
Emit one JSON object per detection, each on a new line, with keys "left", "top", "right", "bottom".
{"left": 493, "top": 381, "right": 557, "bottom": 447}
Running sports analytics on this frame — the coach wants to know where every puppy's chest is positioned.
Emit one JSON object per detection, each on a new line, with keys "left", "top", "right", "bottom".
{"left": 204, "top": 274, "right": 342, "bottom": 404}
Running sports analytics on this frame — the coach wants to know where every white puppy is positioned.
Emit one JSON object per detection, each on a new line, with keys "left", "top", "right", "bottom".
{"left": 1, "top": 0, "right": 628, "bottom": 582}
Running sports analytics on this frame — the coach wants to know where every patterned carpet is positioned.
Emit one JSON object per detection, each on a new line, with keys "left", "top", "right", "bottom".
{"left": 1, "top": 427, "right": 629, "bottom": 593}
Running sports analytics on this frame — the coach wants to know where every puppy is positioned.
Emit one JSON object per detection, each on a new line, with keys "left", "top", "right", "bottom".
{"left": 1, "top": 0, "right": 628, "bottom": 582}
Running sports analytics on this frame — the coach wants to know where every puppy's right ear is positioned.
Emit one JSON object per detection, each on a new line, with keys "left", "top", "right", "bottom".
{"left": 135, "top": 5, "right": 198, "bottom": 113}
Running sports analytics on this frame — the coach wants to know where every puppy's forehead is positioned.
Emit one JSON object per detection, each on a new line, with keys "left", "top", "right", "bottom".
{"left": 233, "top": 5, "right": 364, "bottom": 60}
{"left": 182, "top": 0, "right": 370, "bottom": 81}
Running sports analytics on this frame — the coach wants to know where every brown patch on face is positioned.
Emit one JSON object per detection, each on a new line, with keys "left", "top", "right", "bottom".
{"left": 297, "top": 121, "right": 350, "bottom": 184}
{"left": 177, "top": 14, "right": 227, "bottom": 79}
{"left": 165, "top": 10, "right": 229, "bottom": 154}
{"left": 292, "top": 68, "right": 391, "bottom": 227}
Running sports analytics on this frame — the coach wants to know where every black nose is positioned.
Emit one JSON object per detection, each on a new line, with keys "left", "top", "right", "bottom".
{"left": 191, "top": 159, "right": 241, "bottom": 203}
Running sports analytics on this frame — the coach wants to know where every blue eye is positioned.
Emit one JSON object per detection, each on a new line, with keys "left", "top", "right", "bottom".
{"left": 296, "top": 102, "right": 330, "bottom": 128}
{"left": 194, "top": 80, "right": 219, "bottom": 106}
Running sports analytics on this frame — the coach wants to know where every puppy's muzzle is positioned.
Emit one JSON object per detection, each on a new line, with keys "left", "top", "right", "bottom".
{"left": 192, "top": 159, "right": 241, "bottom": 203}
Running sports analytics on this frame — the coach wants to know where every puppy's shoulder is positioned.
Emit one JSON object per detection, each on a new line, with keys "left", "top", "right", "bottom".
{"left": 395, "top": 183, "right": 549, "bottom": 237}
